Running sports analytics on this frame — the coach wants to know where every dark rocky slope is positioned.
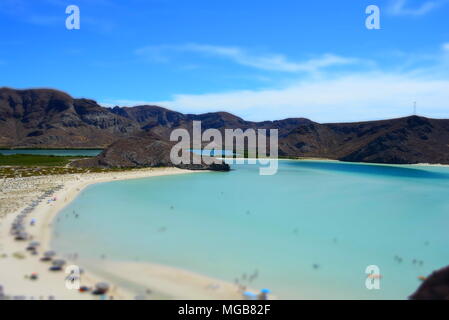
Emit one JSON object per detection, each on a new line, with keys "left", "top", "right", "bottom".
{"left": 72, "top": 133, "right": 230, "bottom": 171}
{"left": 279, "top": 116, "right": 449, "bottom": 164}
{"left": 0, "top": 87, "right": 138, "bottom": 148}
{"left": 410, "top": 265, "right": 449, "bottom": 300}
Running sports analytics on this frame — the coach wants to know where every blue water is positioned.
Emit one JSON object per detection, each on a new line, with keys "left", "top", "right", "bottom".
{"left": 190, "top": 149, "right": 235, "bottom": 156}
{"left": 52, "top": 160, "right": 449, "bottom": 299}
{"left": 0, "top": 149, "right": 102, "bottom": 156}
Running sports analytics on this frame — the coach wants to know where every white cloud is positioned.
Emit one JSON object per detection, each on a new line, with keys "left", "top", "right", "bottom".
{"left": 102, "top": 72, "right": 449, "bottom": 123}
{"left": 387, "top": 0, "right": 446, "bottom": 16}
{"left": 179, "top": 44, "right": 359, "bottom": 73}
{"left": 443, "top": 43, "right": 449, "bottom": 52}
{"left": 148, "top": 73, "right": 449, "bottom": 122}
{"left": 100, "top": 99, "right": 158, "bottom": 108}
{"left": 136, "top": 44, "right": 362, "bottom": 73}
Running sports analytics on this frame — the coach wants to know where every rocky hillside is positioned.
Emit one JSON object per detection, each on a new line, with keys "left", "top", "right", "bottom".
{"left": 0, "top": 88, "right": 307, "bottom": 147}
{"left": 2, "top": 87, "right": 449, "bottom": 165}
{"left": 279, "top": 116, "right": 449, "bottom": 164}
{"left": 72, "top": 133, "right": 230, "bottom": 171}
{"left": 410, "top": 265, "right": 449, "bottom": 299}
{"left": 0, "top": 87, "right": 139, "bottom": 148}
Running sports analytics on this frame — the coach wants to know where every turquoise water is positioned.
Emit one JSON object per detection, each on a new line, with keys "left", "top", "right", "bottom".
{"left": 52, "top": 160, "right": 449, "bottom": 299}
{"left": 190, "top": 149, "right": 235, "bottom": 156}
{"left": 0, "top": 149, "right": 102, "bottom": 156}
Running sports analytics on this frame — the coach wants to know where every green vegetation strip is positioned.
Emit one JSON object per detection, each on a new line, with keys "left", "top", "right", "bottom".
{"left": 0, "top": 154, "right": 138, "bottom": 178}
{"left": 0, "top": 154, "right": 83, "bottom": 167}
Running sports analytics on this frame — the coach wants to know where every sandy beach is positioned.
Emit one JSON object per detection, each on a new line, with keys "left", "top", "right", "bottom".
{"left": 0, "top": 168, "right": 245, "bottom": 300}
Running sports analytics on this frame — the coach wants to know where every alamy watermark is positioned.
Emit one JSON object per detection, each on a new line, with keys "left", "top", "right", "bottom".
{"left": 169, "top": 121, "right": 279, "bottom": 175}
{"left": 365, "top": 5, "right": 381, "bottom": 30}
{"left": 65, "top": 265, "right": 81, "bottom": 290}
{"left": 66, "top": 5, "right": 80, "bottom": 30}
{"left": 365, "top": 265, "right": 381, "bottom": 290}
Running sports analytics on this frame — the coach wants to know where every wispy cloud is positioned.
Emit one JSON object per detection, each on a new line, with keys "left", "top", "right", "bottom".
{"left": 136, "top": 44, "right": 363, "bottom": 73}
{"left": 177, "top": 44, "right": 358, "bottom": 73}
{"left": 387, "top": 0, "right": 447, "bottom": 16}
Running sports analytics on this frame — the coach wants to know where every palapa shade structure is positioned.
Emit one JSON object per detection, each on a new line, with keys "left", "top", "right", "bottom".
{"left": 52, "top": 259, "right": 66, "bottom": 267}
{"left": 94, "top": 282, "right": 110, "bottom": 294}
{"left": 29, "top": 241, "right": 40, "bottom": 247}
{"left": 43, "top": 250, "right": 56, "bottom": 258}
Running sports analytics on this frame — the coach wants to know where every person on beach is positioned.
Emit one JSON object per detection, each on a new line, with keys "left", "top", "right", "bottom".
{"left": 257, "top": 289, "right": 271, "bottom": 300}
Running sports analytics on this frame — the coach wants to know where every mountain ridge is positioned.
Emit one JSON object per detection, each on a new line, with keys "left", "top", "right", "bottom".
{"left": 1, "top": 87, "right": 449, "bottom": 165}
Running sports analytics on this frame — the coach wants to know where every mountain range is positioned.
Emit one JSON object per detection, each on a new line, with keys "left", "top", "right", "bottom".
{"left": 1, "top": 87, "right": 449, "bottom": 165}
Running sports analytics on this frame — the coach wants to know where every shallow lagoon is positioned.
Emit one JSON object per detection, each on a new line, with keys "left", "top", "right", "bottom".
{"left": 53, "top": 160, "right": 449, "bottom": 299}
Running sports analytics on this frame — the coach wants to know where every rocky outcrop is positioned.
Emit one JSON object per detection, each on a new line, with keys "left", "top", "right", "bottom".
{"left": 410, "top": 265, "right": 449, "bottom": 300}
{"left": 72, "top": 133, "right": 230, "bottom": 171}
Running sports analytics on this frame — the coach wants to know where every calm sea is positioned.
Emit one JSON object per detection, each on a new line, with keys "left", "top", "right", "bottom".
{"left": 52, "top": 160, "right": 449, "bottom": 299}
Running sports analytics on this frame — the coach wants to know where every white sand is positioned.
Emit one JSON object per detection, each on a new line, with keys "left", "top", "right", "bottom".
{"left": 0, "top": 168, "right": 246, "bottom": 300}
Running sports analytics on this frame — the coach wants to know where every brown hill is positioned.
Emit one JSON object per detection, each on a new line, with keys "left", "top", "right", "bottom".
{"left": 279, "top": 116, "right": 449, "bottom": 164}
{"left": 0, "top": 87, "right": 138, "bottom": 148}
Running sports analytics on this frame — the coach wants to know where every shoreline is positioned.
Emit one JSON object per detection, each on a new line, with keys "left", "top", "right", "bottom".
{"left": 225, "top": 157, "right": 449, "bottom": 168}
{"left": 0, "top": 167, "right": 246, "bottom": 300}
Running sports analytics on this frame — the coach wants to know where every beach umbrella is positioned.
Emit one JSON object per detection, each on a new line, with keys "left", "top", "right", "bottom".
{"left": 95, "top": 282, "right": 110, "bottom": 291}
{"left": 260, "top": 288, "right": 271, "bottom": 294}
{"left": 94, "top": 282, "right": 110, "bottom": 294}
{"left": 11, "top": 227, "right": 23, "bottom": 234}
{"left": 49, "top": 265, "right": 62, "bottom": 271}
{"left": 243, "top": 291, "right": 257, "bottom": 300}
{"left": 43, "top": 250, "right": 56, "bottom": 258}
{"left": 29, "top": 241, "right": 40, "bottom": 247}
{"left": 15, "top": 232, "right": 28, "bottom": 240}
{"left": 52, "top": 259, "right": 66, "bottom": 267}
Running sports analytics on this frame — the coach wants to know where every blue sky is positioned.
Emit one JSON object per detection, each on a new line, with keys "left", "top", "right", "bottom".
{"left": 0, "top": 0, "right": 448, "bottom": 122}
